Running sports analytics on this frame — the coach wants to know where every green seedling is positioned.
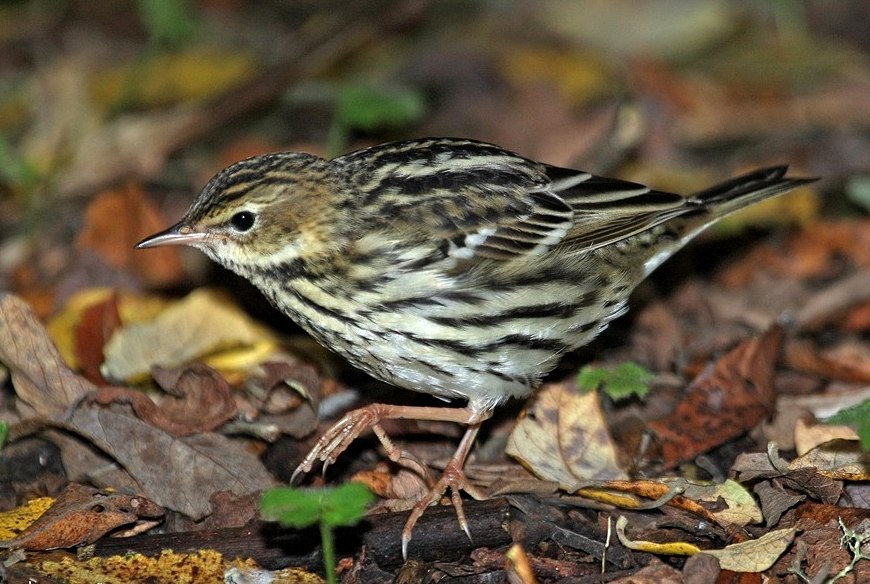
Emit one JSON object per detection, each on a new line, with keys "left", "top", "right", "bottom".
{"left": 822, "top": 399, "right": 870, "bottom": 452}
{"left": 577, "top": 361, "right": 654, "bottom": 401}
{"left": 261, "top": 483, "right": 374, "bottom": 584}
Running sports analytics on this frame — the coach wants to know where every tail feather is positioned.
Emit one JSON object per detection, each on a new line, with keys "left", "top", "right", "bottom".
{"left": 689, "top": 166, "right": 817, "bottom": 218}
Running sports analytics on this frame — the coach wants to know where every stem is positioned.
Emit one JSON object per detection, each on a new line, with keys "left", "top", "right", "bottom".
{"left": 320, "top": 522, "right": 336, "bottom": 584}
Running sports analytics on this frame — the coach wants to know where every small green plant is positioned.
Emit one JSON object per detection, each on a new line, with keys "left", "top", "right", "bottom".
{"left": 287, "top": 81, "right": 425, "bottom": 159}
{"left": 822, "top": 399, "right": 870, "bottom": 451}
{"left": 137, "top": 0, "right": 199, "bottom": 48}
{"left": 577, "top": 362, "right": 654, "bottom": 401}
{"left": 261, "top": 483, "right": 374, "bottom": 584}
{"left": 0, "top": 421, "right": 7, "bottom": 453}
{"left": 327, "top": 83, "right": 426, "bottom": 158}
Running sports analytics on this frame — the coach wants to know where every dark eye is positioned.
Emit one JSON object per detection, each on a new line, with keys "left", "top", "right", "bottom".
{"left": 230, "top": 211, "right": 256, "bottom": 232}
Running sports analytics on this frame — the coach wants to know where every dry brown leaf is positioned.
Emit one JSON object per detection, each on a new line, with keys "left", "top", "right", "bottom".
{"left": 789, "top": 439, "right": 869, "bottom": 481}
{"left": 92, "top": 363, "right": 238, "bottom": 436}
{"left": 47, "top": 288, "right": 170, "bottom": 371}
{"left": 506, "top": 381, "right": 627, "bottom": 489}
{"left": 75, "top": 184, "right": 185, "bottom": 287}
{"left": 0, "top": 484, "right": 163, "bottom": 551}
{"left": 732, "top": 450, "right": 844, "bottom": 505}
{"left": 59, "top": 405, "right": 275, "bottom": 520}
{"left": 74, "top": 292, "right": 122, "bottom": 385}
{"left": 785, "top": 339, "right": 870, "bottom": 384}
{"left": 718, "top": 220, "right": 870, "bottom": 287}
{"left": 241, "top": 356, "right": 322, "bottom": 439}
{"left": 647, "top": 325, "right": 782, "bottom": 468}
{"left": 0, "top": 294, "right": 95, "bottom": 419}
{"left": 753, "top": 481, "right": 805, "bottom": 527}
{"left": 662, "top": 478, "right": 762, "bottom": 528}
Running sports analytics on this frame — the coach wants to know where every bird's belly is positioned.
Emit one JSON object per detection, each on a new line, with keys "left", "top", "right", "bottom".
{"left": 265, "top": 255, "right": 632, "bottom": 411}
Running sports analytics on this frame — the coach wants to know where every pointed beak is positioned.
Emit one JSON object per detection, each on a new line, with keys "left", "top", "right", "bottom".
{"left": 137, "top": 221, "right": 209, "bottom": 248}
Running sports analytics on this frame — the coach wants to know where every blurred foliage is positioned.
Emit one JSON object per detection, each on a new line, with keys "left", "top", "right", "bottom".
{"left": 137, "top": 0, "right": 200, "bottom": 48}
{"left": 823, "top": 400, "right": 870, "bottom": 451}
{"left": 577, "top": 362, "right": 653, "bottom": 401}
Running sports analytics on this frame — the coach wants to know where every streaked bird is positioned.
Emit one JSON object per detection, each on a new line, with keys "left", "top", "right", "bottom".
{"left": 138, "top": 137, "right": 814, "bottom": 556}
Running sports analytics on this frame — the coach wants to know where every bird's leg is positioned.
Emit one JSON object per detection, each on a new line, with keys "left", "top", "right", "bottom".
{"left": 292, "top": 403, "right": 493, "bottom": 557}
{"left": 401, "top": 421, "right": 485, "bottom": 559}
{"left": 292, "top": 403, "right": 489, "bottom": 481}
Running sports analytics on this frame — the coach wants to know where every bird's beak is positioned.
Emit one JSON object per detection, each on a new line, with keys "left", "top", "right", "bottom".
{"left": 136, "top": 222, "right": 208, "bottom": 248}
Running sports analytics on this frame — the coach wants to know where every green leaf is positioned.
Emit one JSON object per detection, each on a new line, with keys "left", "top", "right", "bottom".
{"left": 320, "top": 482, "right": 374, "bottom": 528}
{"left": 137, "top": 0, "right": 199, "bottom": 48}
{"left": 336, "top": 84, "right": 425, "bottom": 132}
{"left": 0, "top": 421, "right": 7, "bottom": 452}
{"left": 260, "top": 483, "right": 374, "bottom": 530}
{"left": 260, "top": 487, "right": 323, "bottom": 529}
{"left": 577, "top": 362, "right": 653, "bottom": 401}
{"left": 822, "top": 399, "right": 870, "bottom": 452}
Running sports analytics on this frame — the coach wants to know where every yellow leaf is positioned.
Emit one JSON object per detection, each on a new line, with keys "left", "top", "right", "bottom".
{"left": 101, "top": 289, "right": 280, "bottom": 383}
{"left": 91, "top": 48, "right": 258, "bottom": 110}
{"left": 0, "top": 497, "right": 54, "bottom": 542}
{"left": 614, "top": 516, "right": 700, "bottom": 556}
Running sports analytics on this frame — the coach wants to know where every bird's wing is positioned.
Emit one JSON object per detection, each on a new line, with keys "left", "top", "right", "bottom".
{"left": 336, "top": 138, "right": 690, "bottom": 261}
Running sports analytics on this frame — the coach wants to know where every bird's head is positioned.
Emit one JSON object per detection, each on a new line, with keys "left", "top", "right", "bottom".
{"left": 138, "top": 152, "right": 350, "bottom": 276}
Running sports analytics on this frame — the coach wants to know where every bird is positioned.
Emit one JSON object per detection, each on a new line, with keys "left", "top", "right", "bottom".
{"left": 137, "top": 137, "right": 814, "bottom": 557}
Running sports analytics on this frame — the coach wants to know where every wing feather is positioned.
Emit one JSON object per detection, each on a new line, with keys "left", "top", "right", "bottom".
{"left": 337, "top": 139, "right": 695, "bottom": 261}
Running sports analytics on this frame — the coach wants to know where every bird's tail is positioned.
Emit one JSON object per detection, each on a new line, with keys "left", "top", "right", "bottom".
{"left": 689, "top": 166, "right": 817, "bottom": 219}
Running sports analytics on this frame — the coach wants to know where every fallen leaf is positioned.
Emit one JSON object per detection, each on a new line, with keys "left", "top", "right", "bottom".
{"left": 58, "top": 404, "right": 276, "bottom": 520}
{"left": 75, "top": 184, "right": 185, "bottom": 287}
{"left": 90, "top": 47, "right": 257, "bottom": 110}
{"left": 0, "top": 484, "right": 163, "bottom": 551}
{"left": 785, "top": 340, "right": 870, "bottom": 385}
{"left": 92, "top": 363, "right": 238, "bottom": 436}
{"left": 240, "top": 356, "right": 322, "bottom": 439}
{"left": 74, "top": 292, "right": 122, "bottom": 385}
{"left": 647, "top": 325, "right": 782, "bottom": 468}
{"left": 753, "top": 481, "right": 805, "bottom": 527}
{"left": 0, "top": 497, "right": 54, "bottom": 541}
{"left": 718, "top": 220, "right": 870, "bottom": 287}
{"left": 101, "top": 288, "right": 280, "bottom": 383}
{"left": 763, "top": 385, "right": 870, "bottom": 451}
{"left": 794, "top": 417, "right": 859, "bottom": 457}
{"left": 700, "top": 527, "right": 796, "bottom": 573}
{"left": 662, "top": 478, "right": 762, "bottom": 528}
{"left": 506, "top": 381, "right": 628, "bottom": 489}
{"left": 614, "top": 515, "right": 700, "bottom": 556}
{"left": 790, "top": 439, "right": 869, "bottom": 481}
{"left": 47, "top": 288, "right": 170, "bottom": 371}
{"left": 498, "top": 46, "right": 616, "bottom": 106}
{"left": 732, "top": 449, "right": 844, "bottom": 504}
{"left": 0, "top": 294, "right": 95, "bottom": 419}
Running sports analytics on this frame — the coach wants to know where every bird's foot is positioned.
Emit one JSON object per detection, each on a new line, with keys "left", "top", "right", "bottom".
{"left": 401, "top": 452, "right": 488, "bottom": 559}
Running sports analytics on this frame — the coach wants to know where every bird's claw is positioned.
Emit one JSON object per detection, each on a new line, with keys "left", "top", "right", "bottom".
{"left": 400, "top": 460, "right": 486, "bottom": 560}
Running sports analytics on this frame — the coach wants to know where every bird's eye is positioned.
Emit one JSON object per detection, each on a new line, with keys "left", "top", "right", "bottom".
{"left": 230, "top": 211, "right": 256, "bottom": 232}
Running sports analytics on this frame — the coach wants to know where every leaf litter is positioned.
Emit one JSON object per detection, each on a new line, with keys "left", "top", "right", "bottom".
{"left": 1, "top": 2, "right": 869, "bottom": 581}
